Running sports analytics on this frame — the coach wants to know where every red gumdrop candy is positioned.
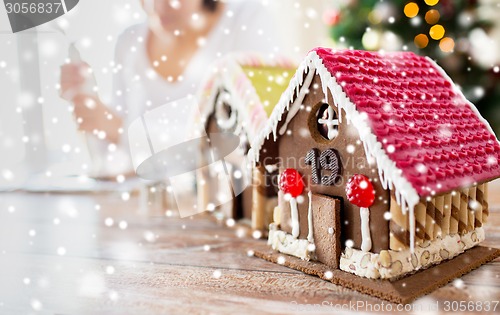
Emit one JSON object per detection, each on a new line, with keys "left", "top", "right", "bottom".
{"left": 279, "top": 168, "right": 304, "bottom": 198}
{"left": 345, "top": 174, "right": 375, "bottom": 208}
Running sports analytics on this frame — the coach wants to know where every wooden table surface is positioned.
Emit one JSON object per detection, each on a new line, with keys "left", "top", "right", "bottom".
{"left": 0, "top": 180, "right": 499, "bottom": 315}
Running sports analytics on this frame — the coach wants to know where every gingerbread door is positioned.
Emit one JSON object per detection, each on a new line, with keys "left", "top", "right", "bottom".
{"left": 311, "top": 193, "right": 341, "bottom": 268}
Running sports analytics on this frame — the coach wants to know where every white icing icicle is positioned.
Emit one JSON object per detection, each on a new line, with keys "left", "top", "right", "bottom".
{"left": 307, "top": 191, "right": 314, "bottom": 243}
{"left": 290, "top": 197, "right": 300, "bottom": 238}
{"left": 278, "top": 69, "right": 315, "bottom": 136}
{"left": 409, "top": 204, "right": 416, "bottom": 253}
{"left": 360, "top": 207, "right": 372, "bottom": 252}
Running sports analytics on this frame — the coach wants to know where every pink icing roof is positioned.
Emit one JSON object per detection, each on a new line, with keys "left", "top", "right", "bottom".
{"left": 313, "top": 47, "right": 500, "bottom": 197}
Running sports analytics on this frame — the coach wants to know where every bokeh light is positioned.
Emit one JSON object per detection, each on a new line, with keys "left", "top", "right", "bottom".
{"left": 414, "top": 34, "right": 429, "bottom": 48}
{"left": 362, "top": 30, "right": 381, "bottom": 50}
{"left": 425, "top": 0, "right": 440, "bottom": 6}
{"left": 439, "top": 37, "right": 455, "bottom": 52}
{"left": 404, "top": 3, "right": 419, "bottom": 18}
{"left": 429, "top": 24, "right": 445, "bottom": 40}
{"left": 425, "top": 9, "right": 440, "bottom": 24}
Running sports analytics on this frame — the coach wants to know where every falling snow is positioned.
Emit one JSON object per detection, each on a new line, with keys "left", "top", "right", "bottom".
{"left": 0, "top": 1, "right": 497, "bottom": 312}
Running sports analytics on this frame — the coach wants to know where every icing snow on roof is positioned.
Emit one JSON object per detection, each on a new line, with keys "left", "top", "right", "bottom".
{"left": 313, "top": 47, "right": 500, "bottom": 198}
{"left": 196, "top": 53, "right": 295, "bottom": 143}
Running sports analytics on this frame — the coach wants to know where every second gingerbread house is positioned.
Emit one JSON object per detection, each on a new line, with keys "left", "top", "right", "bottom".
{"left": 196, "top": 53, "right": 295, "bottom": 230}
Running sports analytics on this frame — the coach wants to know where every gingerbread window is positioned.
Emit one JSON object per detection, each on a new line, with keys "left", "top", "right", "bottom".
{"left": 316, "top": 103, "right": 339, "bottom": 141}
{"left": 215, "top": 90, "right": 237, "bottom": 131}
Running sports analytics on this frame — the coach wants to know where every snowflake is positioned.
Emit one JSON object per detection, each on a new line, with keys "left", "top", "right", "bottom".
{"left": 416, "top": 163, "right": 428, "bottom": 174}
{"left": 104, "top": 218, "right": 114, "bottom": 227}
{"left": 143, "top": 231, "right": 156, "bottom": 242}
{"left": 469, "top": 200, "right": 481, "bottom": 211}
{"left": 212, "top": 270, "right": 222, "bottom": 279}
{"left": 487, "top": 156, "right": 498, "bottom": 166}
{"left": 109, "top": 291, "right": 119, "bottom": 301}
{"left": 105, "top": 266, "right": 115, "bottom": 275}
{"left": 383, "top": 212, "right": 392, "bottom": 220}
{"left": 324, "top": 271, "right": 333, "bottom": 279}
{"left": 252, "top": 230, "right": 262, "bottom": 239}
{"left": 57, "top": 247, "right": 66, "bottom": 256}
{"left": 31, "top": 299, "right": 42, "bottom": 311}
{"left": 452, "top": 279, "right": 465, "bottom": 289}
{"left": 345, "top": 239, "right": 354, "bottom": 248}
{"left": 121, "top": 192, "right": 130, "bottom": 201}
{"left": 226, "top": 218, "right": 235, "bottom": 227}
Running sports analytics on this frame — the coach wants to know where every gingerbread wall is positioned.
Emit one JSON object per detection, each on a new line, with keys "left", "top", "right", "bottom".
{"left": 204, "top": 111, "right": 253, "bottom": 220}
{"left": 270, "top": 74, "right": 390, "bottom": 253}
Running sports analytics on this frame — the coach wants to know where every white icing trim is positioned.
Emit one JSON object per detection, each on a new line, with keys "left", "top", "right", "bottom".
{"left": 290, "top": 197, "right": 300, "bottom": 238}
{"left": 268, "top": 224, "right": 314, "bottom": 260}
{"left": 360, "top": 207, "right": 371, "bottom": 252}
{"left": 197, "top": 53, "right": 296, "bottom": 145}
{"left": 340, "top": 228, "right": 485, "bottom": 279}
{"left": 278, "top": 69, "right": 315, "bottom": 136}
{"left": 409, "top": 209, "right": 416, "bottom": 253}
{"left": 317, "top": 106, "right": 339, "bottom": 140}
{"left": 250, "top": 50, "right": 421, "bottom": 252}
{"left": 307, "top": 191, "right": 314, "bottom": 243}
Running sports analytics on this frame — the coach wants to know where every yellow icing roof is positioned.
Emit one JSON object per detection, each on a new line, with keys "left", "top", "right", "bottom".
{"left": 241, "top": 66, "right": 294, "bottom": 117}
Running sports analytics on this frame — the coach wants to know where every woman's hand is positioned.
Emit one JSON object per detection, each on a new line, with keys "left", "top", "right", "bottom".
{"left": 60, "top": 62, "right": 123, "bottom": 143}
{"left": 72, "top": 94, "right": 107, "bottom": 132}
{"left": 71, "top": 94, "right": 123, "bottom": 144}
{"left": 60, "top": 62, "right": 92, "bottom": 101}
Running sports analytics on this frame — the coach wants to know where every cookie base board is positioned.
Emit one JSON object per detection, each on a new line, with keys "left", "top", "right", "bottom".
{"left": 254, "top": 245, "right": 500, "bottom": 304}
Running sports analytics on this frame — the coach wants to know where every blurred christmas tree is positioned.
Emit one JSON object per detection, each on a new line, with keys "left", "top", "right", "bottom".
{"left": 326, "top": 0, "right": 500, "bottom": 133}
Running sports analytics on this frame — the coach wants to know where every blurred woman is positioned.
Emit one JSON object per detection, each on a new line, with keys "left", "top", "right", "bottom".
{"left": 61, "top": 0, "right": 279, "bottom": 175}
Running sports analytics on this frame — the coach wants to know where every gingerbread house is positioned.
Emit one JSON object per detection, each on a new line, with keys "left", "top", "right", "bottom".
{"left": 196, "top": 53, "right": 295, "bottom": 230}
{"left": 250, "top": 48, "right": 500, "bottom": 296}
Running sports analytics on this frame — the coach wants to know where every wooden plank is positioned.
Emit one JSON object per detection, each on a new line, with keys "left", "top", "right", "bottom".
{"left": 0, "top": 188, "right": 498, "bottom": 314}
